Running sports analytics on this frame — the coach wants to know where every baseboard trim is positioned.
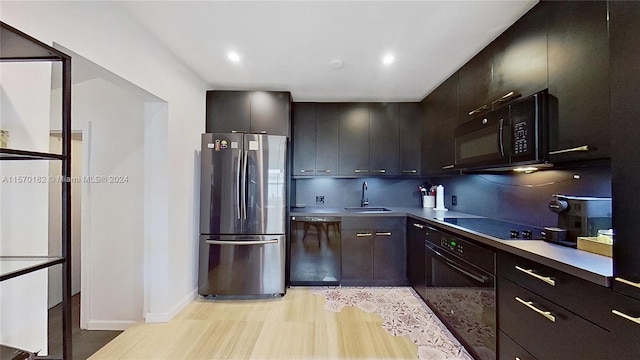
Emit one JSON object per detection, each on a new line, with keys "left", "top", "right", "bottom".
{"left": 86, "top": 320, "right": 137, "bottom": 331}
{"left": 144, "top": 289, "right": 198, "bottom": 323}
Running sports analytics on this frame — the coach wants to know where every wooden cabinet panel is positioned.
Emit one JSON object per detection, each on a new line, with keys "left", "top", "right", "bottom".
{"left": 608, "top": 290, "right": 640, "bottom": 359}
{"left": 457, "top": 47, "right": 493, "bottom": 124}
{"left": 205, "top": 90, "right": 251, "bottom": 133}
{"left": 498, "top": 331, "right": 537, "bottom": 360}
{"left": 421, "top": 74, "right": 458, "bottom": 175}
{"left": 292, "top": 103, "right": 317, "bottom": 176}
{"left": 250, "top": 91, "right": 291, "bottom": 136}
{"left": 339, "top": 103, "right": 370, "bottom": 175}
{"left": 610, "top": 1, "right": 640, "bottom": 300}
{"left": 315, "top": 104, "right": 340, "bottom": 176}
{"left": 547, "top": 0, "right": 609, "bottom": 162}
{"left": 398, "top": 103, "right": 421, "bottom": 175}
{"left": 498, "top": 277, "right": 608, "bottom": 360}
{"left": 370, "top": 103, "right": 400, "bottom": 175}
{"left": 406, "top": 219, "right": 427, "bottom": 297}
{"left": 341, "top": 230, "right": 374, "bottom": 282}
{"left": 491, "top": 4, "right": 548, "bottom": 102}
{"left": 206, "top": 90, "right": 290, "bottom": 136}
{"left": 497, "top": 251, "right": 612, "bottom": 329}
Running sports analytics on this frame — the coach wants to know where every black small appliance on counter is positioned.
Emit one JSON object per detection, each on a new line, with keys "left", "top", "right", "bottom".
{"left": 544, "top": 194, "right": 612, "bottom": 247}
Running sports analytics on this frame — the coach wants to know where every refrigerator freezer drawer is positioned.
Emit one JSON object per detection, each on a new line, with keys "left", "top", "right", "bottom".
{"left": 198, "top": 235, "right": 286, "bottom": 296}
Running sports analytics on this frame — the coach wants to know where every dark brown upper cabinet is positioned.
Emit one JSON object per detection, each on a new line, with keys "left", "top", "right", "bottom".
{"left": 206, "top": 90, "right": 291, "bottom": 136}
{"left": 339, "top": 103, "right": 370, "bottom": 176}
{"left": 369, "top": 103, "right": 400, "bottom": 176}
{"left": 457, "top": 46, "right": 494, "bottom": 124}
{"left": 422, "top": 74, "right": 458, "bottom": 175}
{"left": 398, "top": 103, "right": 422, "bottom": 175}
{"left": 291, "top": 103, "right": 339, "bottom": 177}
{"left": 491, "top": 3, "right": 548, "bottom": 105}
{"left": 547, "top": 0, "right": 609, "bottom": 162}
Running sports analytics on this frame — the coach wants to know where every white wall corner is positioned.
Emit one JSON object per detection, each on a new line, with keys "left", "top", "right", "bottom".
{"left": 144, "top": 288, "right": 198, "bottom": 323}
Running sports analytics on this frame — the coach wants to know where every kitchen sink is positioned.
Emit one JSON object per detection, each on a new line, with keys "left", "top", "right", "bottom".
{"left": 344, "top": 207, "right": 392, "bottom": 212}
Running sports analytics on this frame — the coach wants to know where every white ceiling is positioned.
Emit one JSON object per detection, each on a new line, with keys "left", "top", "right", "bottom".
{"left": 116, "top": 1, "right": 538, "bottom": 102}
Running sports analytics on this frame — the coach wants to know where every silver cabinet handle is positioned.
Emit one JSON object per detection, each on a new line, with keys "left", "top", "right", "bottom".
{"left": 612, "top": 309, "right": 640, "bottom": 325}
{"left": 498, "top": 118, "right": 505, "bottom": 157}
{"left": 354, "top": 169, "right": 369, "bottom": 173}
{"left": 206, "top": 239, "right": 278, "bottom": 246}
{"left": 549, "top": 145, "right": 589, "bottom": 155}
{"left": 442, "top": 164, "right": 455, "bottom": 170}
{"left": 356, "top": 233, "right": 373, "bottom": 237}
{"left": 299, "top": 169, "right": 315, "bottom": 173}
{"left": 253, "top": 130, "right": 268, "bottom": 134}
{"left": 372, "top": 169, "right": 386, "bottom": 173}
{"left": 318, "top": 169, "right": 332, "bottom": 173}
{"left": 468, "top": 104, "right": 490, "bottom": 116}
{"left": 515, "top": 265, "right": 556, "bottom": 286}
{"left": 491, "top": 91, "right": 521, "bottom": 105}
{"left": 515, "top": 297, "right": 556, "bottom": 323}
{"left": 615, "top": 277, "right": 640, "bottom": 289}
{"left": 402, "top": 169, "right": 417, "bottom": 173}
{"left": 231, "top": 130, "right": 247, "bottom": 133}
{"left": 412, "top": 223, "right": 425, "bottom": 229}
{"left": 375, "top": 232, "right": 392, "bottom": 236}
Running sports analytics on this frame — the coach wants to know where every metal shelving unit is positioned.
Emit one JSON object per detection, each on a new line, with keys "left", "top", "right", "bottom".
{"left": 0, "top": 21, "right": 72, "bottom": 359}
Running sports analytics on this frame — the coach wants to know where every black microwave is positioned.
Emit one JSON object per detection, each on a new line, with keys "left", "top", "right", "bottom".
{"left": 454, "top": 90, "right": 549, "bottom": 170}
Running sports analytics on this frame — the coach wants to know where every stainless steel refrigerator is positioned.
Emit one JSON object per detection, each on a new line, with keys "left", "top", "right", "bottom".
{"left": 199, "top": 133, "right": 287, "bottom": 296}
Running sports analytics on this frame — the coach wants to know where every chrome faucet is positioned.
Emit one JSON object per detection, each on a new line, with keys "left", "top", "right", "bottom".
{"left": 361, "top": 181, "right": 369, "bottom": 207}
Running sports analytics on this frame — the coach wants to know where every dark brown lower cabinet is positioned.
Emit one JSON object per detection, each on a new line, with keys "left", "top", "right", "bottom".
{"left": 341, "top": 216, "right": 406, "bottom": 286}
{"left": 498, "top": 277, "right": 608, "bottom": 360}
{"left": 498, "top": 331, "right": 536, "bottom": 360}
{"left": 608, "top": 290, "right": 640, "bottom": 359}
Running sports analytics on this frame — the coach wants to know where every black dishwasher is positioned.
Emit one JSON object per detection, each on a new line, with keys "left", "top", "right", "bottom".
{"left": 290, "top": 216, "right": 341, "bottom": 285}
{"left": 424, "top": 225, "right": 496, "bottom": 360}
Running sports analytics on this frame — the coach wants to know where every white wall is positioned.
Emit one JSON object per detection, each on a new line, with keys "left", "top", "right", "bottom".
{"left": 0, "top": 62, "right": 52, "bottom": 352}
{"left": 1, "top": 0, "right": 207, "bottom": 327}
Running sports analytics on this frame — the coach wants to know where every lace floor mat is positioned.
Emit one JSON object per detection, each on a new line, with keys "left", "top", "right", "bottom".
{"left": 310, "top": 287, "right": 474, "bottom": 360}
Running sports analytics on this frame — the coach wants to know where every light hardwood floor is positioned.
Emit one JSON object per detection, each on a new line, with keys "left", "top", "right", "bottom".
{"left": 89, "top": 288, "right": 418, "bottom": 359}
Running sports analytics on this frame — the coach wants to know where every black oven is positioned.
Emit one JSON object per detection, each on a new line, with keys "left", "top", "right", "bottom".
{"left": 454, "top": 89, "right": 549, "bottom": 170}
{"left": 423, "top": 226, "right": 496, "bottom": 360}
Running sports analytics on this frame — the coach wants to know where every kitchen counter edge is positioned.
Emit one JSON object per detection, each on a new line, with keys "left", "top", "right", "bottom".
{"left": 290, "top": 206, "right": 613, "bottom": 287}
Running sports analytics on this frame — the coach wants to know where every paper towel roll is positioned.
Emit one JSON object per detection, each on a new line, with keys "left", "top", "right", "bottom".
{"left": 434, "top": 185, "right": 448, "bottom": 211}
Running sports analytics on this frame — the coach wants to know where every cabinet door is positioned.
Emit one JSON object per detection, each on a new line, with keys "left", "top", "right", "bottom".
{"left": 492, "top": 4, "right": 548, "bottom": 102}
{"left": 609, "top": 290, "right": 640, "bottom": 359}
{"left": 339, "top": 103, "right": 370, "bottom": 175}
{"left": 315, "top": 103, "right": 340, "bottom": 176}
{"left": 341, "top": 230, "right": 373, "bottom": 283}
{"left": 205, "top": 91, "right": 251, "bottom": 133}
{"left": 498, "top": 277, "right": 609, "bottom": 360}
{"left": 547, "top": 1, "right": 609, "bottom": 162}
{"left": 292, "top": 103, "right": 317, "bottom": 176}
{"left": 406, "top": 220, "right": 426, "bottom": 295}
{"left": 457, "top": 47, "right": 493, "bottom": 124}
{"left": 398, "top": 103, "right": 421, "bottom": 175}
{"left": 373, "top": 227, "right": 405, "bottom": 281}
{"left": 498, "top": 331, "right": 536, "bottom": 360}
{"left": 370, "top": 103, "right": 400, "bottom": 176}
{"left": 250, "top": 91, "right": 291, "bottom": 136}
{"left": 422, "top": 74, "right": 458, "bottom": 175}
{"left": 611, "top": 1, "right": 640, "bottom": 300}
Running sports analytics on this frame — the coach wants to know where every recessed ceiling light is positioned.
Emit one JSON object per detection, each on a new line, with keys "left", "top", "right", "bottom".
{"left": 382, "top": 54, "right": 395, "bottom": 65}
{"left": 227, "top": 52, "right": 241, "bottom": 62}
{"left": 329, "top": 59, "right": 344, "bottom": 69}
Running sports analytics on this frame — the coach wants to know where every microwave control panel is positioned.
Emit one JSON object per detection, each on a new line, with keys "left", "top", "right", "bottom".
{"left": 513, "top": 120, "right": 530, "bottom": 155}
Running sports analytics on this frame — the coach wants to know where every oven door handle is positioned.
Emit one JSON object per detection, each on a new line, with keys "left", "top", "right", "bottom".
{"left": 426, "top": 243, "right": 490, "bottom": 284}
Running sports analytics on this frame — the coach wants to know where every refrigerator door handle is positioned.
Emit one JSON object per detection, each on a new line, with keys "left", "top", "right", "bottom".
{"left": 205, "top": 239, "right": 279, "bottom": 246}
{"left": 241, "top": 147, "right": 249, "bottom": 219}
{"left": 236, "top": 149, "right": 243, "bottom": 219}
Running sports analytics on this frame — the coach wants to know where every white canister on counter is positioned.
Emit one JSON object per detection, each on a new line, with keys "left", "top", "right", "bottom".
{"left": 423, "top": 195, "right": 435, "bottom": 208}
{"left": 434, "top": 185, "right": 448, "bottom": 211}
